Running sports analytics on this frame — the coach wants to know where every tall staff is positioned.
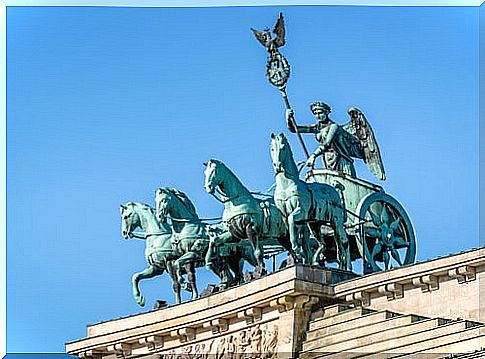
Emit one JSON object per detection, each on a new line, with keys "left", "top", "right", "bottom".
{"left": 251, "top": 13, "right": 310, "bottom": 159}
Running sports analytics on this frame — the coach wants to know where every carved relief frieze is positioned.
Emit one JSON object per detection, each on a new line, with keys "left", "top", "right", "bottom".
{"left": 158, "top": 323, "right": 278, "bottom": 359}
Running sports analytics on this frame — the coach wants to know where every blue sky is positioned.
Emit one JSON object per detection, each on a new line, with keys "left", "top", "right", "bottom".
{"left": 6, "top": 4, "right": 479, "bottom": 352}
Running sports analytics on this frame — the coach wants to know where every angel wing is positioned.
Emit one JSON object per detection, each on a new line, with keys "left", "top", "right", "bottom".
{"left": 343, "top": 107, "right": 386, "bottom": 180}
{"left": 251, "top": 27, "right": 268, "bottom": 48}
{"left": 272, "top": 13, "right": 286, "bottom": 48}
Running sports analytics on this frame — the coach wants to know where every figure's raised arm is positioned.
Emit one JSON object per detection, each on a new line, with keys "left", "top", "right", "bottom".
{"left": 285, "top": 109, "right": 317, "bottom": 133}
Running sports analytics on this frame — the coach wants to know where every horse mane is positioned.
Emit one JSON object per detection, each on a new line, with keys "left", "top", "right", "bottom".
{"left": 209, "top": 159, "right": 251, "bottom": 195}
{"left": 166, "top": 188, "right": 198, "bottom": 218}
{"left": 126, "top": 202, "right": 155, "bottom": 214}
{"left": 275, "top": 134, "right": 299, "bottom": 177}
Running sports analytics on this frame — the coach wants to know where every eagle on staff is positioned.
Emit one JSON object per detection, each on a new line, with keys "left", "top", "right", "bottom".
{"left": 251, "top": 13, "right": 290, "bottom": 88}
{"left": 251, "top": 12, "right": 286, "bottom": 55}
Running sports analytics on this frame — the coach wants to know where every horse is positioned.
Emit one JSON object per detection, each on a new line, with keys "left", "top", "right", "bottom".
{"left": 203, "top": 159, "right": 293, "bottom": 272}
{"left": 270, "top": 133, "right": 352, "bottom": 270}
{"left": 120, "top": 202, "right": 183, "bottom": 306}
{"left": 155, "top": 187, "right": 258, "bottom": 291}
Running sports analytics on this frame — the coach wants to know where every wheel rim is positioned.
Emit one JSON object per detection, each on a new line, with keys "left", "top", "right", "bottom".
{"left": 356, "top": 192, "right": 416, "bottom": 272}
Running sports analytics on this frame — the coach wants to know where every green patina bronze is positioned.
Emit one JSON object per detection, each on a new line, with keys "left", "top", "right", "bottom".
{"left": 286, "top": 105, "right": 386, "bottom": 180}
{"left": 119, "top": 13, "right": 417, "bottom": 306}
{"left": 121, "top": 197, "right": 260, "bottom": 306}
{"left": 203, "top": 159, "right": 293, "bottom": 271}
{"left": 270, "top": 133, "right": 352, "bottom": 270}
{"left": 120, "top": 202, "right": 178, "bottom": 306}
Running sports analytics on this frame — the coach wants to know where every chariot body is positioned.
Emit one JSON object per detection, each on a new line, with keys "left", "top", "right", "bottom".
{"left": 305, "top": 169, "right": 416, "bottom": 272}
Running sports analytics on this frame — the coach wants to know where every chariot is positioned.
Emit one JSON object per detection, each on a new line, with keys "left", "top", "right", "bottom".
{"left": 305, "top": 169, "right": 416, "bottom": 272}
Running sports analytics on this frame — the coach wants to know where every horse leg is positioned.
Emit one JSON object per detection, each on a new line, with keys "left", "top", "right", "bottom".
{"left": 218, "top": 262, "right": 234, "bottom": 288}
{"left": 246, "top": 223, "right": 265, "bottom": 272}
{"left": 334, "top": 217, "right": 352, "bottom": 271}
{"left": 175, "top": 252, "right": 197, "bottom": 289}
{"left": 132, "top": 265, "right": 162, "bottom": 307}
{"left": 205, "top": 230, "right": 231, "bottom": 270}
{"left": 228, "top": 252, "right": 245, "bottom": 285}
{"left": 167, "top": 261, "right": 182, "bottom": 304}
{"left": 300, "top": 224, "right": 312, "bottom": 265}
{"left": 205, "top": 239, "right": 216, "bottom": 271}
{"left": 309, "top": 223, "right": 325, "bottom": 266}
{"left": 288, "top": 209, "right": 306, "bottom": 263}
{"left": 186, "top": 262, "right": 199, "bottom": 300}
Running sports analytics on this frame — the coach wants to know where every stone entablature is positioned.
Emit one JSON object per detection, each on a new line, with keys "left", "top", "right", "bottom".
{"left": 335, "top": 247, "right": 484, "bottom": 322}
{"left": 66, "top": 266, "right": 350, "bottom": 358}
{"left": 66, "top": 247, "right": 485, "bottom": 358}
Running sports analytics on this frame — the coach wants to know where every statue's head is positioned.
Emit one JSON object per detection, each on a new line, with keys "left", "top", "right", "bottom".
{"left": 310, "top": 101, "right": 331, "bottom": 122}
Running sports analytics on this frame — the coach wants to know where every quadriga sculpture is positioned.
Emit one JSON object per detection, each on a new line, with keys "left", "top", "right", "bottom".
{"left": 203, "top": 159, "right": 294, "bottom": 271}
{"left": 270, "top": 133, "right": 352, "bottom": 270}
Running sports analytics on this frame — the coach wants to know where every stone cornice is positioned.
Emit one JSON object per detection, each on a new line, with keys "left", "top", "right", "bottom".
{"left": 335, "top": 247, "right": 484, "bottom": 306}
{"left": 65, "top": 265, "right": 335, "bottom": 356}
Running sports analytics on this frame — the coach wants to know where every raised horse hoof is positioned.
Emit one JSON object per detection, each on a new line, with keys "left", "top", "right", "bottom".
{"left": 136, "top": 296, "right": 146, "bottom": 307}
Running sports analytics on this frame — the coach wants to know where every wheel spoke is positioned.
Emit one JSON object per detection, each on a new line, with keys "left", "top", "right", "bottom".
{"left": 392, "top": 235, "right": 409, "bottom": 247}
{"left": 368, "top": 209, "right": 381, "bottom": 227}
{"left": 380, "top": 204, "right": 390, "bottom": 225}
{"left": 364, "top": 227, "right": 379, "bottom": 238}
{"left": 371, "top": 242, "right": 383, "bottom": 260}
{"left": 390, "top": 218, "right": 400, "bottom": 231}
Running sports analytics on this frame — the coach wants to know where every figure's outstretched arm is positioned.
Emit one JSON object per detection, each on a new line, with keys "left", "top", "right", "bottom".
{"left": 286, "top": 109, "right": 317, "bottom": 133}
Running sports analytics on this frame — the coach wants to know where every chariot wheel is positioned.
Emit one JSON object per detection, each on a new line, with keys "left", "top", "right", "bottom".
{"left": 356, "top": 192, "right": 416, "bottom": 272}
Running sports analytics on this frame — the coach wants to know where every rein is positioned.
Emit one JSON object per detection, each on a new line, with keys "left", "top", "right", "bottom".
{"left": 129, "top": 231, "right": 169, "bottom": 240}
{"left": 209, "top": 188, "right": 241, "bottom": 204}
{"left": 169, "top": 216, "right": 222, "bottom": 223}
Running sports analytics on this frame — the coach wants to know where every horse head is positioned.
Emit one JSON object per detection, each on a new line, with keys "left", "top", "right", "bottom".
{"left": 120, "top": 202, "right": 140, "bottom": 239}
{"left": 203, "top": 159, "right": 223, "bottom": 194}
{"left": 155, "top": 188, "right": 171, "bottom": 222}
{"left": 156, "top": 187, "right": 199, "bottom": 223}
{"left": 271, "top": 133, "right": 289, "bottom": 172}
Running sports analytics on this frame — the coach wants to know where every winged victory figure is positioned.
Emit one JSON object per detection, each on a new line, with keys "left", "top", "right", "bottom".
{"left": 286, "top": 102, "right": 386, "bottom": 180}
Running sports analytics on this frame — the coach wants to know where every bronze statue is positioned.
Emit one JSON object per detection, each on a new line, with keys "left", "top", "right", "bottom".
{"left": 286, "top": 103, "right": 386, "bottom": 180}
